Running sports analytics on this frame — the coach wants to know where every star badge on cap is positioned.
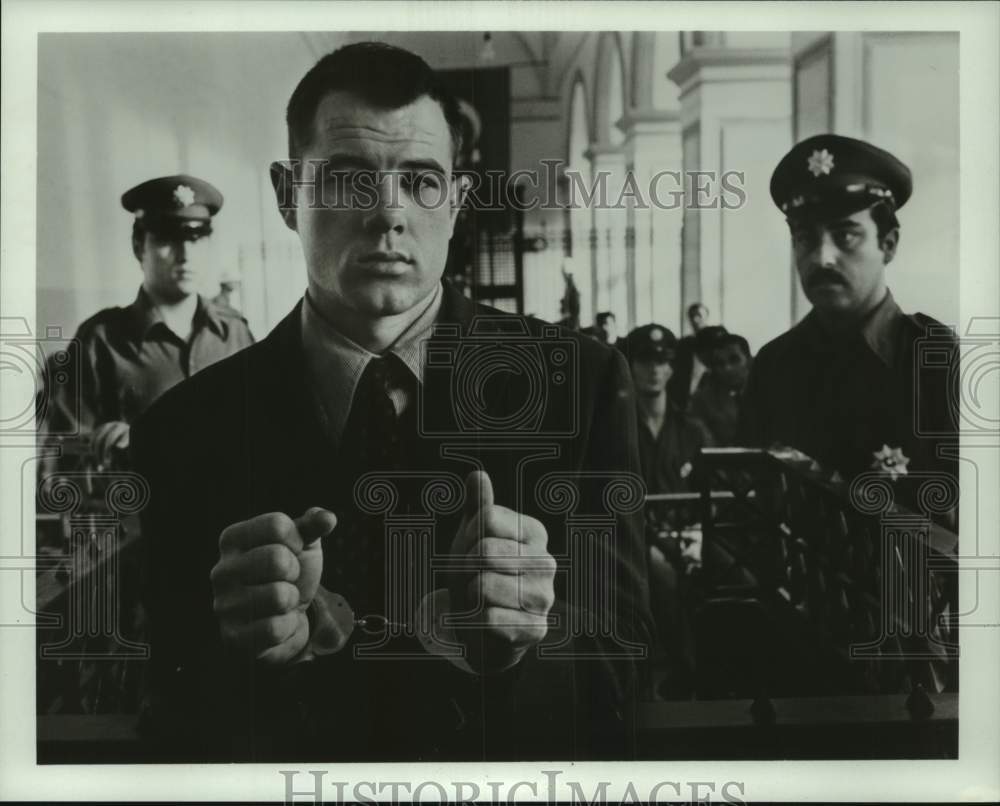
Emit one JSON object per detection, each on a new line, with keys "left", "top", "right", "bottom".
{"left": 870, "top": 444, "right": 910, "bottom": 481}
{"left": 807, "top": 148, "right": 835, "bottom": 177}
{"left": 172, "top": 184, "right": 196, "bottom": 207}
{"left": 650, "top": 328, "right": 663, "bottom": 342}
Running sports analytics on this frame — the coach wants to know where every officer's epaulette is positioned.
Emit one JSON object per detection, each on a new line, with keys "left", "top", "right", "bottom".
{"left": 208, "top": 301, "right": 250, "bottom": 323}
{"left": 906, "top": 311, "right": 957, "bottom": 342}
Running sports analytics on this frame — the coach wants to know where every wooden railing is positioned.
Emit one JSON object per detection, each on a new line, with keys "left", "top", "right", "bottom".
{"left": 35, "top": 443, "right": 150, "bottom": 722}
{"left": 638, "top": 446, "right": 959, "bottom": 758}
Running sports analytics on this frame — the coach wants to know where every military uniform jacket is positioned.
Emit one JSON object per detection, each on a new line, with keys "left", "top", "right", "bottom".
{"left": 130, "top": 283, "right": 653, "bottom": 762}
{"left": 741, "top": 291, "right": 959, "bottom": 508}
{"left": 46, "top": 288, "right": 254, "bottom": 434}
{"left": 637, "top": 403, "right": 713, "bottom": 495}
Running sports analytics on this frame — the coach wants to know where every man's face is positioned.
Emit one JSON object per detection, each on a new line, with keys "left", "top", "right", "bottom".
{"left": 709, "top": 343, "right": 750, "bottom": 390}
{"left": 139, "top": 231, "right": 207, "bottom": 303}
{"left": 630, "top": 357, "right": 673, "bottom": 397}
{"left": 688, "top": 306, "right": 707, "bottom": 332}
{"left": 278, "top": 91, "right": 462, "bottom": 319}
{"left": 791, "top": 207, "right": 897, "bottom": 315}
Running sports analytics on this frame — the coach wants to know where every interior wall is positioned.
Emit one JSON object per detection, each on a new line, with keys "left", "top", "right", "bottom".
{"left": 860, "top": 32, "right": 960, "bottom": 327}
{"left": 37, "top": 32, "right": 324, "bottom": 339}
{"left": 791, "top": 31, "right": 961, "bottom": 329}
{"left": 36, "top": 31, "right": 960, "bottom": 348}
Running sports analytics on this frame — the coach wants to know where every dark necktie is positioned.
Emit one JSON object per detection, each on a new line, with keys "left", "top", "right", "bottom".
{"left": 330, "top": 354, "right": 413, "bottom": 613}
{"left": 353, "top": 356, "right": 406, "bottom": 469}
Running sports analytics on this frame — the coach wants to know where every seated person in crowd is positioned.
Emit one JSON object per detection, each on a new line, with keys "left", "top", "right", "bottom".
{"left": 43, "top": 176, "right": 254, "bottom": 468}
{"left": 689, "top": 330, "right": 753, "bottom": 446}
{"left": 622, "top": 324, "right": 713, "bottom": 694}
{"left": 624, "top": 324, "right": 714, "bottom": 496}
{"left": 666, "top": 302, "right": 713, "bottom": 410}
{"left": 130, "top": 42, "right": 652, "bottom": 761}
{"left": 592, "top": 310, "right": 623, "bottom": 350}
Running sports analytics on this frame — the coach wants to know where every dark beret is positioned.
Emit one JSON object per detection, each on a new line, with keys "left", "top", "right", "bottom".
{"left": 770, "top": 134, "right": 912, "bottom": 219}
{"left": 624, "top": 323, "right": 677, "bottom": 362}
{"left": 122, "top": 175, "right": 223, "bottom": 237}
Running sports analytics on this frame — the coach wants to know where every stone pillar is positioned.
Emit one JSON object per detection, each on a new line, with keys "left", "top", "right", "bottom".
{"left": 586, "top": 144, "right": 629, "bottom": 328}
{"left": 667, "top": 43, "right": 794, "bottom": 351}
{"left": 621, "top": 108, "right": 684, "bottom": 333}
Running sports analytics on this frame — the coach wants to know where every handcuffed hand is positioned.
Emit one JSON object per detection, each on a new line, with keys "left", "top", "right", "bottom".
{"left": 449, "top": 471, "right": 555, "bottom": 672}
{"left": 210, "top": 507, "right": 336, "bottom": 664}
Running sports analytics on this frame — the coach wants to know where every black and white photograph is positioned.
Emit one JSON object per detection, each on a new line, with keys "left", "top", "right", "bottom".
{"left": 1, "top": 1, "right": 998, "bottom": 803}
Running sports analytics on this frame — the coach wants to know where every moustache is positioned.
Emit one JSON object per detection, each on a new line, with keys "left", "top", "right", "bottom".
{"left": 808, "top": 269, "right": 847, "bottom": 287}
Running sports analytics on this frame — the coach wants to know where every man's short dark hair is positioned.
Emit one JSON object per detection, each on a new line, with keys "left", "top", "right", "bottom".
{"left": 694, "top": 325, "right": 729, "bottom": 356}
{"left": 131, "top": 220, "right": 146, "bottom": 261}
{"left": 787, "top": 200, "right": 901, "bottom": 243}
{"left": 715, "top": 333, "right": 751, "bottom": 360}
{"left": 687, "top": 302, "right": 708, "bottom": 318}
{"left": 595, "top": 311, "right": 616, "bottom": 326}
{"left": 285, "top": 41, "right": 464, "bottom": 162}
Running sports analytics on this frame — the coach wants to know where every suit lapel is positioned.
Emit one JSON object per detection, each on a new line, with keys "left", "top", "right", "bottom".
{"left": 242, "top": 301, "right": 333, "bottom": 512}
{"left": 239, "top": 286, "right": 549, "bottom": 514}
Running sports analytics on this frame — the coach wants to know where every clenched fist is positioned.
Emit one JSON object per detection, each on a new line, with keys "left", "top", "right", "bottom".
{"left": 449, "top": 471, "right": 556, "bottom": 672}
{"left": 210, "top": 507, "right": 337, "bottom": 664}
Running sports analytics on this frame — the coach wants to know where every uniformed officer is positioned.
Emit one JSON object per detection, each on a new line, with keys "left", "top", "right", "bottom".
{"left": 742, "top": 134, "right": 958, "bottom": 519}
{"left": 45, "top": 175, "right": 254, "bottom": 466}
{"left": 623, "top": 323, "right": 711, "bottom": 693}
{"left": 624, "top": 323, "right": 713, "bottom": 497}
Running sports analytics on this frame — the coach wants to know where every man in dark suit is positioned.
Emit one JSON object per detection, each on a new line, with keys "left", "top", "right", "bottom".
{"left": 44, "top": 175, "right": 253, "bottom": 468}
{"left": 130, "top": 42, "right": 652, "bottom": 762}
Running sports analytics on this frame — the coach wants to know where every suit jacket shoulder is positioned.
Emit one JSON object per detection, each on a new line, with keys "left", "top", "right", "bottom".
{"left": 129, "top": 287, "right": 651, "bottom": 761}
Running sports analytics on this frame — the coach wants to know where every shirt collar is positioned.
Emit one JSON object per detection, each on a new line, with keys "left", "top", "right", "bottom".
{"left": 859, "top": 289, "right": 903, "bottom": 367}
{"left": 801, "top": 288, "right": 903, "bottom": 367}
{"left": 300, "top": 281, "right": 442, "bottom": 444}
{"left": 128, "top": 287, "right": 224, "bottom": 340}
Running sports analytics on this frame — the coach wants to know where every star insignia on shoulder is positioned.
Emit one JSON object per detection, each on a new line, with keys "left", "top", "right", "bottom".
{"left": 173, "top": 184, "right": 196, "bottom": 207}
{"left": 807, "top": 148, "right": 835, "bottom": 177}
{"left": 870, "top": 444, "right": 910, "bottom": 481}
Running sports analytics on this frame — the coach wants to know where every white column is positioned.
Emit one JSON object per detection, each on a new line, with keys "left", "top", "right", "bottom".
{"left": 621, "top": 109, "right": 683, "bottom": 333}
{"left": 586, "top": 145, "right": 629, "bottom": 328}
{"left": 667, "top": 44, "right": 794, "bottom": 352}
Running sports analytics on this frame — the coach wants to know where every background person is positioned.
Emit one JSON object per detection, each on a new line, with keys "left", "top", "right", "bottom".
{"left": 44, "top": 175, "right": 253, "bottom": 467}
{"left": 742, "top": 134, "right": 959, "bottom": 514}
{"left": 622, "top": 322, "right": 712, "bottom": 697}
{"left": 690, "top": 331, "right": 753, "bottom": 446}
{"left": 668, "top": 302, "right": 715, "bottom": 411}
{"left": 131, "top": 42, "right": 652, "bottom": 761}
